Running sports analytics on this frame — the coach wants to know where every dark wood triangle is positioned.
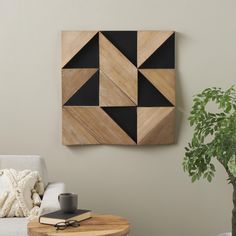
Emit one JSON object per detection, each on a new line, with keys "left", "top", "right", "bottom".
{"left": 101, "top": 31, "right": 137, "bottom": 66}
{"left": 139, "top": 33, "right": 175, "bottom": 69}
{"left": 102, "top": 107, "right": 137, "bottom": 143}
{"left": 138, "top": 72, "right": 174, "bottom": 107}
{"left": 64, "top": 71, "right": 99, "bottom": 106}
{"left": 63, "top": 33, "right": 99, "bottom": 68}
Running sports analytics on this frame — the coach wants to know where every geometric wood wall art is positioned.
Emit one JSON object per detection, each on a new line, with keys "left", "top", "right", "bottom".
{"left": 61, "top": 31, "right": 176, "bottom": 145}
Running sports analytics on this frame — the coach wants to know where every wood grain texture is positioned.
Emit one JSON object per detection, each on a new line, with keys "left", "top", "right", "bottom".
{"left": 62, "top": 69, "right": 98, "bottom": 105}
{"left": 61, "top": 31, "right": 98, "bottom": 68}
{"left": 64, "top": 106, "right": 136, "bottom": 145}
{"left": 28, "top": 214, "right": 130, "bottom": 236}
{"left": 137, "top": 107, "right": 175, "bottom": 145}
{"left": 99, "top": 33, "right": 137, "bottom": 104}
{"left": 137, "top": 31, "right": 174, "bottom": 67}
{"left": 61, "top": 31, "right": 176, "bottom": 146}
{"left": 100, "top": 71, "right": 135, "bottom": 107}
{"left": 139, "top": 69, "right": 176, "bottom": 105}
{"left": 62, "top": 108, "right": 99, "bottom": 145}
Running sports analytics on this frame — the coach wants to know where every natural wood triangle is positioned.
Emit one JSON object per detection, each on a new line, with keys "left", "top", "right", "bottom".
{"left": 64, "top": 106, "right": 136, "bottom": 145}
{"left": 137, "top": 107, "right": 175, "bottom": 144}
{"left": 99, "top": 32, "right": 137, "bottom": 104}
{"left": 102, "top": 107, "right": 137, "bottom": 142}
{"left": 137, "top": 31, "right": 174, "bottom": 67}
{"left": 61, "top": 31, "right": 98, "bottom": 67}
{"left": 101, "top": 31, "right": 137, "bottom": 66}
{"left": 62, "top": 69, "right": 97, "bottom": 104}
{"left": 100, "top": 71, "right": 135, "bottom": 106}
{"left": 62, "top": 108, "right": 99, "bottom": 145}
{"left": 139, "top": 69, "right": 175, "bottom": 105}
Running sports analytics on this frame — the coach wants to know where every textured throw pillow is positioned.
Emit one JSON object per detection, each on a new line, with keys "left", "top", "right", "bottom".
{"left": 0, "top": 169, "right": 44, "bottom": 218}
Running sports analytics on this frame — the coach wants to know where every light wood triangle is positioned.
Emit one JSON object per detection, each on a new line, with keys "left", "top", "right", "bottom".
{"left": 137, "top": 107, "right": 175, "bottom": 144}
{"left": 137, "top": 31, "right": 174, "bottom": 67}
{"left": 62, "top": 69, "right": 97, "bottom": 104}
{"left": 100, "top": 71, "right": 135, "bottom": 106}
{"left": 99, "top": 32, "right": 137, "bottom": 104}
{"left": 64, "top": 106, "right": 136, "bottom": 145}
{"left": 62, "top": 108, "right": 99, "bottom": 145}
{"left": 61, "top": 31, "right": 98, "bottom": 67}
{"left": 139, "top": 69, "right": 175, "bottom": 105}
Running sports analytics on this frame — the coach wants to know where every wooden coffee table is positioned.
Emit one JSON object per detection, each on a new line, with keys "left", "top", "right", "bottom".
{"left": 28, "top": 214, "right": 130, "bottom": 236}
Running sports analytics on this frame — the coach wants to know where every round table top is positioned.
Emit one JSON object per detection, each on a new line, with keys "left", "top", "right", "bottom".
{"left": 27, "top": 214, "right": 130, "bottom": 236}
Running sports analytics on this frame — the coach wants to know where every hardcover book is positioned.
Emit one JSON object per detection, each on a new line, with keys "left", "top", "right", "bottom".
{"left": 39, "top": 209, "right": 91, "bottom": 225}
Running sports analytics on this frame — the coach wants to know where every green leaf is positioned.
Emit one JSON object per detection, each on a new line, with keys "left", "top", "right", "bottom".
{"left": 183, "top": 85, "right": 236, "bottom": 183}
{"left": 191, "top": 175, "right": 197, "bottom": 183}
{"left": 210, "top": 164, "right": 216, "bottom": 172}
{"left": 228, "top": 156, "right": 236, "bottom": 177}
{"left": 225, "top": 104, "right": 232, "bottom": 113}
{"left": 207, "top": 175, "right": 212, "bottom": 182}
{"left": 203, "top": 172, "right": 208, "bottom": 178}
{"left": 190, "top": 119, "right": 194, "bottom": 126}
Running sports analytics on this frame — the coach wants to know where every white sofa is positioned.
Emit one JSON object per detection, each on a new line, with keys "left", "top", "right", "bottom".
{"left": 0, "top": 155, "right": 65, "bottom": 236}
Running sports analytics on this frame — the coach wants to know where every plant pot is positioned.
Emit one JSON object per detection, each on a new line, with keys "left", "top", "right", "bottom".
{"left": 217, "top": 233, "right": 231, "bottom": 236}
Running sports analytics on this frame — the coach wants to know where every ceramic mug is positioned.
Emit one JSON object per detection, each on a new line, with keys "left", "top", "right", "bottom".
{"left": 58, "top": 193, "right": 78, "bottom": 213}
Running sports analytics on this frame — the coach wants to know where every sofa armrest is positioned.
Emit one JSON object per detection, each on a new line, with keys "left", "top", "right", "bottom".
{"left": 40, "top": 182, "right": 65, "bottom": 215}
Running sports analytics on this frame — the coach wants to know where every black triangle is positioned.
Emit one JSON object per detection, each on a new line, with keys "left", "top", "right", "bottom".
{"left": 102, "top": 31, "right": 137, "bottom": 66}
{"left": 102, "top": 107, "right": 137, "bottom": 143}
{"left": 63, "top": 33, "right": 99, "bottom": 68}
{"left": 64, "top": 71, "right": 99, "bottom": 106}
{"left": 139, "top": 33, "right": 175, "bottom": 69}
{"left": 138, "top": 72, "right": 173, "bottom": 107}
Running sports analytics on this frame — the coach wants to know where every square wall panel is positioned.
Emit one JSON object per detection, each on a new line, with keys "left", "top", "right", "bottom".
{"left": 61, "top": 31, "right": 176, "bottom": 145}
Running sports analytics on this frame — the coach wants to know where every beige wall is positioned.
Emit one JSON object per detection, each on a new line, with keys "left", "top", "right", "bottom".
{"left": 0, "top": 0, "right": 235, "bottom": 235}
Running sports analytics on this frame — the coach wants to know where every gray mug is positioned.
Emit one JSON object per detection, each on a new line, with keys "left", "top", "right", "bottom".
{"left": 58, "top": 193, "right": 78, "bottom": 213}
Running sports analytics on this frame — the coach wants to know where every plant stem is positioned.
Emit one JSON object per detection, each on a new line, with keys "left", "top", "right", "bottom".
{"left": 232, "top": 183, "right": 236, "bottom": 236}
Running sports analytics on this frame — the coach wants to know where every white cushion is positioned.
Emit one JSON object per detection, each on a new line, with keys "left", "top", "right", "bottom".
{"left": 0, "top": 183, "right": 65, "bottom": 236}
{"left": 0, "top": 217, "right": 28, "bottom": 236}
{"left": 0, "top": 169, "right": 43, "bottom": 217}
{"left": 0, "top": 155, "right": 48, "bottom": 187}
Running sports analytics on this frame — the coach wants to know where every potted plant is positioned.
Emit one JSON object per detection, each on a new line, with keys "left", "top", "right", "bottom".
{"left": 183, "top": 86, "right": 236, "bottom": 236}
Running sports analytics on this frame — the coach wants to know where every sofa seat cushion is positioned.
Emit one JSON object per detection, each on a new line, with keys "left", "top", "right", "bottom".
{"left": 0, "top": 218, "right": 28, "bottom": 236}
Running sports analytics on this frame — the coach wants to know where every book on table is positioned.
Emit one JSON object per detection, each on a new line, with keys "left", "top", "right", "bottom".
{"left": 39, "top": 209, "right": 91, "bottom": 225}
